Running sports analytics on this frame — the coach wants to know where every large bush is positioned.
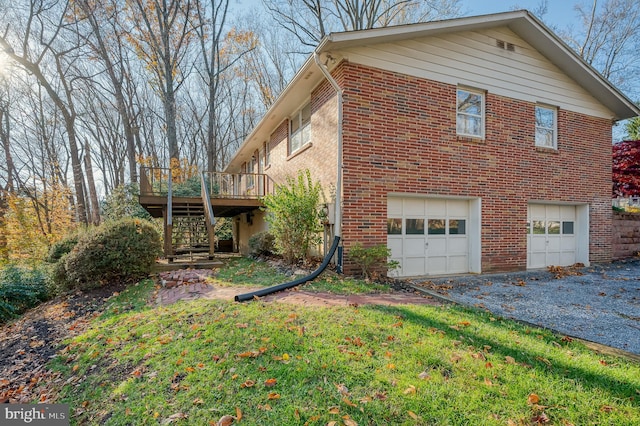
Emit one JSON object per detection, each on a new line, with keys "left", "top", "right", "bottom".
{"left": 46, "top": 234, "right": 79, "bottom": 263}
{"left": 0, "top": 265, "right": 52, "bottom": 323}
{"left": 261, "top": 170, "right": 323, "bottom": 264}
{"left": 57, "top": 218, "right": 162, "bottom": 291}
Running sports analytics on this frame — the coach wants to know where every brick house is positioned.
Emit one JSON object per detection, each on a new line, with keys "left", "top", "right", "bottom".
{"left": 224, "top": 11, "right": 640, "bottom": 277}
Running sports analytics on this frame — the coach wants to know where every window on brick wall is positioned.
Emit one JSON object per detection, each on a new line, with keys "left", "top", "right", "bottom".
{"left": 535, "top": 105, "right": 557, "bottom": 149}
{"left": 456, "top": 88, "right": 484, "bottom": 138}
{"left": 247, "top": 156, "right": 255, "bottom": 188}
{"left": 290, "top": 102, "right": 311, "bottom": 154}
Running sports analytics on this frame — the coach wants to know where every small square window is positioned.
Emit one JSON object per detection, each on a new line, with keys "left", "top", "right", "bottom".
{"left": 457, "top": 88, "right": 484, "bottom": 138}
{"left": 535, "top": 105, "right": 557, "bottom": 148}
{"left": 406, "top": 219, "right": 425, "bottom": 235}
{"left": 533, "top": 220, "right": 545, "bottom": 234}
{"left": 387, "top": 218, "right": 402, "bottom": 235}
{"left": 548, "top": 221, "right": 560, "bottom": 235}
{"left": 428, "top": 219, "right": 446, "bottom": 235}
{"left": 562, "top": 221, "right": 574, "bottom": 235}
{"left": 449, "top": 219, "right": 466, "bottom": 235}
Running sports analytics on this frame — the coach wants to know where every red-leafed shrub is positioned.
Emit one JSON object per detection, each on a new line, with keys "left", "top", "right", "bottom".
{"left": 613, "top": 140, "right": 640, "bottom": 197}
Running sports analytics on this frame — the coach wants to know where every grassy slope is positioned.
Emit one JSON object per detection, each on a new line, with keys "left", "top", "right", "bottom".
{"left": 48, "top": 266, "right": 640, "bottom": 426}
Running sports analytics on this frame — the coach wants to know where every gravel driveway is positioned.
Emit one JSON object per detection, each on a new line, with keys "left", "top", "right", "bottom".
{"left": 410, "top": 259, "right": 640, "bottom": 356}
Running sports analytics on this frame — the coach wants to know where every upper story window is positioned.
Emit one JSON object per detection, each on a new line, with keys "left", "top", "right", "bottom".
{"left": 535, "top": 105, "right": 557, "bottom": 149}
{"left": 290, "top": 102, "right": 311, "bottom": 154}
{"left": 456, "top": 88, "right": 484, "bottom": 138}
{"left": 247, "top": 156, "right": 255, "bottom": 188}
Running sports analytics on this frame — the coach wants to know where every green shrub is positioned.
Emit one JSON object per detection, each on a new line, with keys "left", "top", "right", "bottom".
{"left": 58, "top": 218, "right": 162, "bottom": 291}
{"left": 262, "top": 170, "right": 323, "bottom": 264}
{"left": 46, "top": 234, "right": 79, "bottom": 263}
{"left": 0, "top": 265, "right": 52, "bottom": 323}
{"left": 172, "top": 176, "right": 202, "bottom": 197}
{"left": 101, "top": 183, "right": 152, "bottom": 221}
{"left": 248, "top": 231, "right": 275, "bottom": 256}
{"left": 349, "top": 243, "right": 398, "bottom": 279}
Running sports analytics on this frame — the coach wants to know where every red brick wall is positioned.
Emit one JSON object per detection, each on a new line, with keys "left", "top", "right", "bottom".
{"left": 263, "top": 79, "right": 338, "bottom": 199}
{"left": 338, "top": 62, "right": 612, "bottom": 273}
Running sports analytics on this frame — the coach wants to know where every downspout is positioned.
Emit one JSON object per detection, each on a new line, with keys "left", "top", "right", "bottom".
{"left": 314, "top": 50, "right": 344, "bottom": 272}
{"left": 233, "top": 50, "right": 345, "bottom": 302}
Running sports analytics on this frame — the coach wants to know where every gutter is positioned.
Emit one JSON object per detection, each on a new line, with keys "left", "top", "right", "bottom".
{"left": 314, "top": 51, "right": 343, "bottom": 243}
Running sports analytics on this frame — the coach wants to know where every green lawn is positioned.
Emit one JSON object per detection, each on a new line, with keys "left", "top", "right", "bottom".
{"left": 47, "top": 261, "right": 640, "bottom": 425}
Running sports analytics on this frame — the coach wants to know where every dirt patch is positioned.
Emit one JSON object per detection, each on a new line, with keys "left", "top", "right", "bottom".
{"left": 0, "top": 282, "right": 131, "bottom": 403}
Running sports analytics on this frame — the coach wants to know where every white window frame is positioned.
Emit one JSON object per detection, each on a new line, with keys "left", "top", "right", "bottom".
{"left": 246, "top": 156, "right": 255, "bottom": 188}
{"left": 289, "top": 102, "right": 311, "bottom": 154}
{"left": 456, "top": 87, "right": 485, "bottom": 138}
{"left": 535, "top": 104, "right": 557, "bottom": 149}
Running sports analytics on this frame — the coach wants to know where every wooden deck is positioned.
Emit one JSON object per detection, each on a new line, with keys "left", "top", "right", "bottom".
{"left": 139, "top": 195, "right": 263, "bottom": 218}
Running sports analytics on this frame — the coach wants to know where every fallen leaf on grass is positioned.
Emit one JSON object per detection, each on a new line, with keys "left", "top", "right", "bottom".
{"left": 193, "top": 397, "right": 204, "bottom": 405}
{"left": 335, "top": 383, "right": 350, "bottom": 396}
{"left": 407, "top": 411, "right": 420, "bottom": 420}
{"left": 505, "top": 356, "right": 516, "bottom": 365}
{"left": 267, "top": 392, "right": 280, "bottom": 400}
{"left": 264, "top": 378, "right": 277, "bottom": 387}
{"left": 600, "top": 405, "right": 615, "bottom": 413}
{"left": 343, "top": 417, "right": 358, "bottom": 426}
{"left": 403, "top": 385, "right": 416, "bottom": 395}
{"left": 342, "top": 397, "right": 357, "bottom": 407}
{"left": 241, "top": 379, "right": 256, "bottom": 388}
{"left": 328, "top": 407, "right": 340, "bottom": 414}
{"left": 418, "top": 371, "right": 431, "bottom": 380}
{"left": 527, "top": 393, "right": 540, "bottom": 405}
{"left": 215, "top": 414, "right": 235, "bottom": 426}
{"left": 161, "top": 412, "right": 188, "bottom": 425}
{"left": 530, "top": 412, "right": 550, "bottom": 424}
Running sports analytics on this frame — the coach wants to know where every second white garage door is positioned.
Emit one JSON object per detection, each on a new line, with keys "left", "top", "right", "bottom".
{"left": 387, "top": 197, "right": 470, "bottom": 277}
{"left": 527, "top": 204, "right": 577, "bottom": 269}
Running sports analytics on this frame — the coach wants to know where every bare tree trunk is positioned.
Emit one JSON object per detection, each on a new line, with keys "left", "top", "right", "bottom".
{"left": 0, "top": 105, "right": 14, "bottom": 261}
{"left": 83, "top": 140, "right": 101, "bottom": 225}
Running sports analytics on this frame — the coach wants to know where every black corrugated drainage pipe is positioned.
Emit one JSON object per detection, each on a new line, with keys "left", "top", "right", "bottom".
{"left": 234, "top": 236, "right": 341, "bottom": 302}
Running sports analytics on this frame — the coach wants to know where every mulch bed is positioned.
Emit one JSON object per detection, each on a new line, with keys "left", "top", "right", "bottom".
{"left": 0, "top": 282, "right": 130, "bottom": 404}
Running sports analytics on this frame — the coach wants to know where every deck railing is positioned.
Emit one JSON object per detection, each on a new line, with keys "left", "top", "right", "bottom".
{"left": 202, "top": 171, "right": 274, "bottom": 199}
{"left": 140, "top": 166, "right": 274, "bottom": 199}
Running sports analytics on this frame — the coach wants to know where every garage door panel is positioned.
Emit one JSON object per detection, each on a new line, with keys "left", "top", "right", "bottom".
{"left": 427, "top": 237, "right": 446, "bottom": 253}
{"left": 530, "top": 236, "right": 546, "bottom": 251}
{"left": 427, "top": 257, "right": 447, "bottom": 275}
{"left": 426, "top": 199, "right": 446, "bottom": 216}
{"left": 448, "top": 255, "right": 468, "bottom": 273}
{"left": 447, "top": 200, "right": 468, "bottom": 215}
{"left": 448, "top": 237, "right": 468, "bottom": 253}
{"left": 405, "top": 198, "right": 426, "bottom": 216}
{"left": 405, "top": 238, "right": 426, "bottom": 255}
{"left": 560, "top": 236, "right": 575, "bottom": 251}
{"left": 405, "top": 258, "right": 426, "bottom": 276}
{"left": 560, "top": 252, "right": 576, "bottom": 265}
{"left": 388, "top": 197, "right": 402, "bottom": 216}
{"left": 387, "top": 237, "right": 403, "bottom": 258}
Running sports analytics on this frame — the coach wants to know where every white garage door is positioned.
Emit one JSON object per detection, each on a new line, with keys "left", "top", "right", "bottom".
{"left": 527, "top": 204, "right": 576, "bottom": 269}
{"left": 387, "top": 197, "right": 469, "bottom": 277}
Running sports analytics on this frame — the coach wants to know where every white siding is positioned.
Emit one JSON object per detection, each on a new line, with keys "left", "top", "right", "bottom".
{"left": 339, "top": 26, "right": 613, "bottom": 119}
